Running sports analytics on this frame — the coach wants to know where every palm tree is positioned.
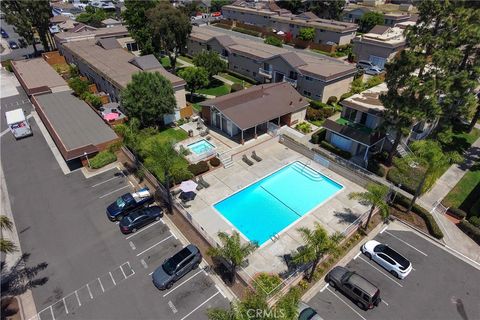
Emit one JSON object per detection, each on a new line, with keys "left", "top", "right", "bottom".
{"left": 1, "top": 215, "right": 17, "bottom": 254}
{"left": 207, "top": 231, "right": 258, "bottom": 284}
{"left": 348, "top": 184, "right": 390, "bottom": 230}
{"left": 293, "top": 223, "right": 343, "bottom": 282}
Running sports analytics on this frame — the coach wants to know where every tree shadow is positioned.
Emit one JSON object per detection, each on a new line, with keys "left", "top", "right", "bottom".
{"left": 1, "top": 253, "right": 49, "bottom": 297}
{"left": 334, "top": 208, "right": 360, "bottom": 224}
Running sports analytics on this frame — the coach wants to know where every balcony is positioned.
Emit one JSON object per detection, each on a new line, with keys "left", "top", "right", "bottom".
{"left": 336, "top": 117, "right": 373, "bottom": 134}
{"left": 409, "top": 129, "right": 429, "bottom": 141}
{"left": 283, "top": 76, "right": 297, "bottom": 88}
{"left": 258, "top": 68, "right": 272, "bottom": 78}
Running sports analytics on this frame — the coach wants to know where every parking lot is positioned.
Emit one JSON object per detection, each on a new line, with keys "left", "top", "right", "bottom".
{"left": 1, "top": 85, "right": 228, "bottom": 319}
{"left": 307, "top": 223, "right": 480, "bottom": 320}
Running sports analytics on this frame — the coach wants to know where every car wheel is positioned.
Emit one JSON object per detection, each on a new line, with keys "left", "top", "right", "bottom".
{"left": 390, "top": 270, "right": 399, "bottom": 278}
{"left": 356, "top": 301, "right": 366, "bottom": 310}
{"left": 132, "top": 228, "right": 137, "bottom": 233}
{"left": 166, "top": 281, "right": 173, "bottom": 289}
{"left": 192, "top": 262, "right": 200, "bottom": 270}
{"left": 155, "top": 216, "right": 160, "bottom": 221}
{"left": 365, "top": 252, "right": 372, "bottom": 260}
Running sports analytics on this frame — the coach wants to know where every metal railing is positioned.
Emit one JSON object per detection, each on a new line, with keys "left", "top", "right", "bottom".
{"left": 259, "top": 68, "right": 272, "bottom": 77}
{"left": 283, "top": 76, "right": 297, "bottom": 88}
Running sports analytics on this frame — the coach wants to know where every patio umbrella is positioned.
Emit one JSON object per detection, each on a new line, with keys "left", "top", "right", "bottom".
{"left": 104, "top": 112, "right": 119, "bottom": 121}
{"left": 180, "top": 180, "right": 198, "bottom": 193}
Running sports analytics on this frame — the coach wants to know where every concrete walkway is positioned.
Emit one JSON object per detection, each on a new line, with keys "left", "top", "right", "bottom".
{"left": 213, "top": 74, "right": 234, "bottom": 86}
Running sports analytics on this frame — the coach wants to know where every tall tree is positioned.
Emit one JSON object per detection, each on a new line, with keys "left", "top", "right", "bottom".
{"left": 348, "top": 184, "right": 390, "bottom": 230}
{"left": 210, "top": 0, "right": 231, "bottom": 12}
{"left": 122, "top": 0, "right": 158, "bottom": 55}
{"left": 293, "top": 223, "right": 343, "bottom": 282}
{"left": 207, "top": 231, "right": 258, "bottom": 284}
{"left": 0, "top": 215, "right": 16, "bottom": 254}
{"left": 359, "top": 11, "right": 384, "bottom": 33}
{"left": 178, "top": 67, "right": 209, "bottom": 100}
{"left": 192, "top": 51, "right": 227, "bottom": 78}
{"left": 1, "top": 1, "right": 38, "bottom": 54}
{"left": 76, "top": 6, "right": 109, "bottom": 28}
{"left": 29, "top": 0, "right": 52, "bottom": 52}
{"left": 147, "top": 2, "right": 192, "bottom": 71}
{"left": 120, "top": 72, "right": 176, "bottom": 128}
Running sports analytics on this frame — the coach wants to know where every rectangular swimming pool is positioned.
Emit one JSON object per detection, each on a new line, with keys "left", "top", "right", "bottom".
{"left": 187, "top": 139, "right": 215, "bottom": 155}
{"left": 213, "top": 161, "right": 343, "bottom": 245}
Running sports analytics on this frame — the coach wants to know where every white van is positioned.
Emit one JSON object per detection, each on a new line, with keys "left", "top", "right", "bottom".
{"left": 5, "top": 108, "right": 32, "bottom": 139}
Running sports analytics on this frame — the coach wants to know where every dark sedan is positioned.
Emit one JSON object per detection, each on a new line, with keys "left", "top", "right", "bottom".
{"left": 119, "top": 206, "right": 163, "bottom": 234}
{"left": 1, "top": 28, "right": 8, "bottom": 38}
{"left": 8, "top": 40, "right": 18, "bottom": 49}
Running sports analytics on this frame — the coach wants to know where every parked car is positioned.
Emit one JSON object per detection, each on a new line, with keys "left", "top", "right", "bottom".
{"left": 119, "top": 206, "right": 163, "bottom": 234}
{"left": 298, "top": 302, "right": 323, "bottom": 320}
{"left": 1, "top": 28, "right": 8, "bottom": 38}
{"left": 361, "top": 240, "right": 412, "bottom": 279}
{"left": 365, "top": 66, "right": 383, "bottom": 75}
{"left": 356, "top": 60, "right": 376, "bottom": 70}
{"left": 8, "top": 40, "right": 18, "bottom": 49}
{"left": 326, "top": 266, "right": 381, "bottom": 310}
{"left": 152, "top": 244, "right": 202, "bottom": 290}
{"left": 106, "top": 188, "right": 154, "bottom": 221}
{"left": 18, "top": 38, "right": 27, "bottom": 48}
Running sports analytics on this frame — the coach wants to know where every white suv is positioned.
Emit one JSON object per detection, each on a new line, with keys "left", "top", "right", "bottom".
{"left": 361, "top": 240, "right": 412, "bottom": 279}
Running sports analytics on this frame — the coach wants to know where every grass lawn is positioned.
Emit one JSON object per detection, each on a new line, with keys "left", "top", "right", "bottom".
{"left": 192, "top": 103, "right": 202, "bottom": 112}
{"left": 308, "top": 119, "right": 325, "bottom": 127}
{"left": 178, "top": 55, "right": 193, "bottom": 63}
{"left": 197, "top": 79, "right": 231, "bottom": 96}
{"left": 160, "top": 56, "right": 172, "bottom": 68}
{"left": 219, "top": 72, "right": 254, "bottom": 88}
{"left": 156, "top": 127, "right": 188, "bottom": 142}
{"left": 442, "top": 162, "right": 480, "bottom": 211}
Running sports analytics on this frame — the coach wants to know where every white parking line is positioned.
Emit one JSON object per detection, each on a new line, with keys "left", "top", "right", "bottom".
{"left": 120, "top": 264, "right": 127, "bottom": 279}
{"left": 320, "top": 283, "right": 329, "bottom": 292}
{"left": 75, "top": 291, "right": 81, "bottom": 306}
{"left": 168, "top": 301, "right": 178, "bottom": 314}
{"left": 125, "top": 220, "right": 162, "bottom": 240}
{"left": 180, "top": 291, "right": 220, "bottom": 320}
{"left": 91, "top": 176, "right": 121, "bottom": 188}
{"left": 163, "top": 269, "right": 204, "bottom": 297}
{"left": 326, "top": 287, "right": 367, "bottom": 320}
{"left": 98, "top": 278, "right": 105, "bottom": 292}
{"left": 384, "top": 231, "right": 428, "bottom": 256}
{"left": 109, "top": 271, "right": 116, "bottom": 286}
{"left": 86, "top": 284, "right": 93, "bottom": 299}
{"left": 50, "top": 306, "right": 55, "bottom": 320}
{"left": 98, "top": 185, "right": 130, "bottom": 199}
{"left": 63, "top": 298, "right": 68, "bottom": 314}
{"left": 141, "top": 259, "right": 148, "bottom": 269}
{"left": 215, "top": 284, "right": 226, "bottom": 298}
{"left": 382, "top": 298, "right": 389, "bottom": 306}
{"left": 148, "top": 271, "right": 154, "bottom": 276}
{"left": 136, "top": 234, "right": 173, "bottom": 257}
{"left": 358, "top": 256, "right": 403, "bottom": 287}
{"left": 380, "top": 225, "right": 388, "bottom": 234}
{"left": 353, "top": 252, "right": 361, "bottom": 260}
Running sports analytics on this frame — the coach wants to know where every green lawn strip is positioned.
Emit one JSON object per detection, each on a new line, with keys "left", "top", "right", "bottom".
{"left": 197, "top": 84, "right": 231, "bottom": 96}
{"left": 443, "top": 163, "right": 480, "bottom": 210}
{"left": 178, "top": 55, "right": 193, "bottom": 63}
{"left": 308, "top": 119, "right": 325, "bottom": 127}
{"left": 218, "top": 72, "right": 253, "bottom": 87}
{"left": 192, "top": 103, "right": 202, "bottom": 112}
{"left": 160, "top": 56, "right": 171, "bottom": 68}
{"left": 156, "top": 127, "right": 188, "bottom": 142}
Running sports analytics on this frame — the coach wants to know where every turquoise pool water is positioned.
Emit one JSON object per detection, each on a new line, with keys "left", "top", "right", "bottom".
{"left": 214, "top": 161, "right": 343, "bottom": 245}
{"left": 188, "top": 139, "right": 215, "bottom": 155}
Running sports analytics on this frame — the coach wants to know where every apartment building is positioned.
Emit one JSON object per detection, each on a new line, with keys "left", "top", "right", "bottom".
{"left": 343, "top": 6, "right": 411, "bottom": 27}
{"left": 221, "top": 4, "right": 358, "bottom": 45}
{"left": 55, "top": 28, "right": 189, "bottom": 124}
{"left": 352, "top": 25, "right": 406, "bottom": 67}
{"left": 187, "top": 27, "right": 356, "bottom": 103}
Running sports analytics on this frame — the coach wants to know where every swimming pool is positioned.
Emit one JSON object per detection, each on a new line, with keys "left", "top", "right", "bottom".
{"left": 187, "top": 139, "right": 215, "bottom": 155}
{"left": 213, "top": 161, "right": 343, "bottom": 245}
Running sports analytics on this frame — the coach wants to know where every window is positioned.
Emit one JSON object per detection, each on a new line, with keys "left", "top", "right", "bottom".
{"left": 289, "top": 24, "right": 294, "bottom": 28}
{"left": 253, "top": 72, "right": 257, "bottom": 77}
{"left": 378, "top": 253, "right": 396, "bottom": 265}
{"left": 305, "top": 76, "right": 313, "bottom": 81}
{"left": 362, "top": 293, "right": 370, "bottom": 302}
{"left": 126, "top": 42, "right": 138, "bottom": 52}
{"left": 206, "top": 45, "right": 211, "bottom": 51}
{"left": 344, "top": 108, "right": 357, "bottom": 122}
{"left": 353, "top": 287, "right": 363, "bottom": 296}
{"left": 303, "top": 90, "right": 311, "bottom": 97}
{"left": 234, "top": 65, "right": 238, "bottom": 69}
{"left": 289, "top": 71, "right": 298, "bottom": 80}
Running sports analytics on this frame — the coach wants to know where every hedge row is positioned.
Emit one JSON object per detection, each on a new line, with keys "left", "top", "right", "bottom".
{"left": 393, "top": 194, "right": 444, "bottom": 239}
{"left": 320, "top": 141, "right": 351, "bottom": 159}
{"left": 367, "top": 161, "right": 387, "bottom": 177}
{"left": 232, "top": 27, "right": 261, "bottom": 37}
{"left": 188, "top": 161, "right": 209, "bottom": 176}
{"left": 306, "top": 107, "right": 336, "bottom": 121}
{"left": 447, "top": 207, "right": 467, "bottom": 220}
{"left": 457, "top": 220, "right": 480, "bottom": 245}
{"left": 310, "top": 128, "right": 326, "bottom": 144}
{"left": 386, "top": 167, "right": 416, "bottom": 195}
{"left": 89, "top": 151, "right": 117, "bottom": 169}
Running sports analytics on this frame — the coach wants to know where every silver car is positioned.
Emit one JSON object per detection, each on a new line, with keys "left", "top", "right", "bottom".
{"left": 361, "top": 240, "right": 412, "bottom": 279}
{"left": 298, "top": 302, "right": 323, "bottom": 320}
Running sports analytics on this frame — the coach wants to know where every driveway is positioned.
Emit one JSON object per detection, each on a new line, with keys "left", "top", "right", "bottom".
{"left": 306, "top": 223, "right": 480, "bottom": 320}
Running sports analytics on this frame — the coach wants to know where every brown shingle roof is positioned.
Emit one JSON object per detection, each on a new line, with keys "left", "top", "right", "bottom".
{"left": 200, "top": 82, "right": 308, "bottom": 130}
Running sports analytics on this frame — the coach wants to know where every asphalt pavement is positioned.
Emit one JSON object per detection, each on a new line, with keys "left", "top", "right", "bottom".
{"left": 0, "top": 19, "right": 44, "bottom": 61}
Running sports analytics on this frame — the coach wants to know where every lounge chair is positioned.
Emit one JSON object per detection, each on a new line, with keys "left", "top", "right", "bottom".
{"left": 251, "top": 151, "right": 262, "bottom": 162}
{"left": 171, "top": 188, "right": 182, "bottom": 197}
{"left": 181, "top": 200, "right": 191, "bottom": 208}
{"left": 200, "top": 130, "right": 208, "bottom": 137}
{"left": 194, "top": 177, "right": 204, "bottom": 190}
{"left": 199, "top": 175, "right": 210, "bottom": 188}
{"left": 242, "top": 155, "right": 254, "bottom": 166}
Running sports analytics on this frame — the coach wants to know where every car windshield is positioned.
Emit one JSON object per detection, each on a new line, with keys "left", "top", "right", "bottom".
{"left": 162, "top": 259, "right": 177, "bottom": 276}
{"left": 116, "top": 197, "right": 126, "bottom": 208}
{"left": 341, "top": 271, "right": 353, "bottom": 282}
{"left": 299, "top": 308, "right": 317, "bottom": 320}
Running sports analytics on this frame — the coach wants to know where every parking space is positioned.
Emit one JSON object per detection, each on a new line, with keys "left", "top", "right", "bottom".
{"left": 307, "top": 223, "right": 480, "bottom": 320}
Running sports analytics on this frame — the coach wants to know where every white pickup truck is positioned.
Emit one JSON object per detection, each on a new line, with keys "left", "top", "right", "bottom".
{"left": 5, "top": 108, "right": 32, "bottom": 139}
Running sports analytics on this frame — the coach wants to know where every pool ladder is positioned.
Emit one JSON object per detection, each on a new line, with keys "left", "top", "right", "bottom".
{"left": 270, "top": 233, "right": 280, "bottom": 242}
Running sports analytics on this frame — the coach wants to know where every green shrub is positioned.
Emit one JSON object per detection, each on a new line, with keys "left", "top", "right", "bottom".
{"left": 320, "top": 141, "right": 351, "bottom": 159}
{"left": 3, "top": 59, "right": 13, "bottom": 72}
{"left": 108, "top": 141, "right": 122, "bottom": 153}
{"left": 309, "top": 100, "right": 329, "bottom": 110}
{"left": 232, "top": 27, "right": 261, "bottom": 37}
{"left": 368, "top": 161, "right": 387, "bottom": 177}
{"left": 214, "top": 23, "right": 233, "bottom": 30}
{"left": 386, "top": 167, "right": 416, "bottom": 195}
{"left": 230, "top": 83, "right": 244, "bottom": 93}
{"left": 310, "top": 128, "right": 326, "bottom": 144}
{"left": 89, "top": 151, "right": 117, "bottom": 169}
{"left": 365, "top": 75, "right": 383, "bottom": 89}
{"left": 457, "top": 220, "right": 480, "bottom": 245}
{"left": 327, "top": 96, "right": 338, "bottom": 105}
{"left": 68, "top": 76, "right": 90, "bottom": 96}
{"left": 209, "top": 157, "right": 221, "bottom": 167}
{"left": 470, "top": 198, "right": 480, "bottom": 217}
{"left": 188, "top": 161, "right": 209, "bottom": 176}
{"left": 295, "top": 122, "right": 312, "bottom": 134}
{"left": 253, "top": 273, "right": 282, "bottom": 296}
{"left": 448, "top": 207, "right": 467, "bottom": 220}
{"left": 340, "top": 92, "right": 354, "bottom": 101}
{"left": 298, "top": 27, "right": 315, "bottom": 41}
{"left": 264, "top": 36, "right": 283, "bottom": 47}
{"left": 306, "top": 106, "right": 335, "bottom": 121}
{"left": 82, "top": 92, "right": 102, "bottom": 108}
{"left": 469, "top": 216, "right": 480, "bottom": 228}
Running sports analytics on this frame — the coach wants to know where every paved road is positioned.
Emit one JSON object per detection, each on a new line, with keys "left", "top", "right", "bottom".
{"left": 0, "top": 19, "right": 44, "bottom": 61}
{"left": 1, "top": 89, "right": 229, "bottom": 319}
{"left": 307, "top": 224, "right": 480, "bottom": 320}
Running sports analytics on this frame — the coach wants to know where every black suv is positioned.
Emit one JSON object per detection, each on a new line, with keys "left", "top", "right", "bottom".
{"left": 152, "top": 245, "right": 202, "bottom": 290}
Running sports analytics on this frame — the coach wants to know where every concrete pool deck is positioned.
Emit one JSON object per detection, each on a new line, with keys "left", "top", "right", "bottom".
{"left": 175, "top": 140, "right": 369, "bottom": 276}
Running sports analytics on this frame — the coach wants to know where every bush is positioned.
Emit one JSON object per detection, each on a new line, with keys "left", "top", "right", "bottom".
{"left": 264, "top": 36, "right": 283, "bottom": 47}
{"left": 188, "top": 161, "right": 209, "bottom": 176}
{"left": 108, "top": 141, "right": 122, "bottom": 153}
{"left": 232, "top": 27, "right": 261, "bottom": 37}
{"left": 3, "top": 59, "right": 13, "bottom": 72}
{"left": 252, "top": 273, "right": 282, "bottom": 297}
{"left": 298, "top": 27, "right": 315, "bottom": 41}
{"left": 295, "top": 122, "right": 312, "bottom": 134}
{"left": 340, "top": 92, "right": 354, "bottom": 101}
{"left": 209, "top": 157, "right": 221, "bottom": 167}
{"left": 469, "top": 216, "right": 480, "bottom": 228}
{"left": 89, "top": 150, "right": 117, "bottom": 169}
{"left": 309, "top": 100, "right": 329, "bottom": 110}
{"left": 320, "top": 141, "right": 351, "bottom": 159}
{"left": 386, "top": 167, "right": 416, "bottom": 195}
{"left": 230, "top": 83, "right": 244, "bottom": 93}
{"left": 82, "top": 92, "right": 102, "bottom": 108}
{"left": 448, "top": 207, "right": 467, "bottom": 220}
{"left": 310, "top": 128, "right": 326, "bottom": 144}
{"left": 214, "top": 23, "right": 232, "bottom": 30}
{"left": 368, "top": 161, "right": 387, "bottom": 177}
{"left": 457, "top": 220, "right": 480, "bottom": 245}
{"left": 327, "top": 96, "right": 338, "bottom": 105}
{"left": 68, "top": 77, "right": 90, "bottom": 96}
{"left": 306, "top": 106, "right": 336, "bottom": 121}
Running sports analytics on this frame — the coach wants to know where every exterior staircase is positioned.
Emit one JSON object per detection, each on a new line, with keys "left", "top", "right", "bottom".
{"left": 387, "top": 133, "right": 418, "bottom": 168}
{"left": 217, "top": 149, "right": 234, "bottom": 168}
